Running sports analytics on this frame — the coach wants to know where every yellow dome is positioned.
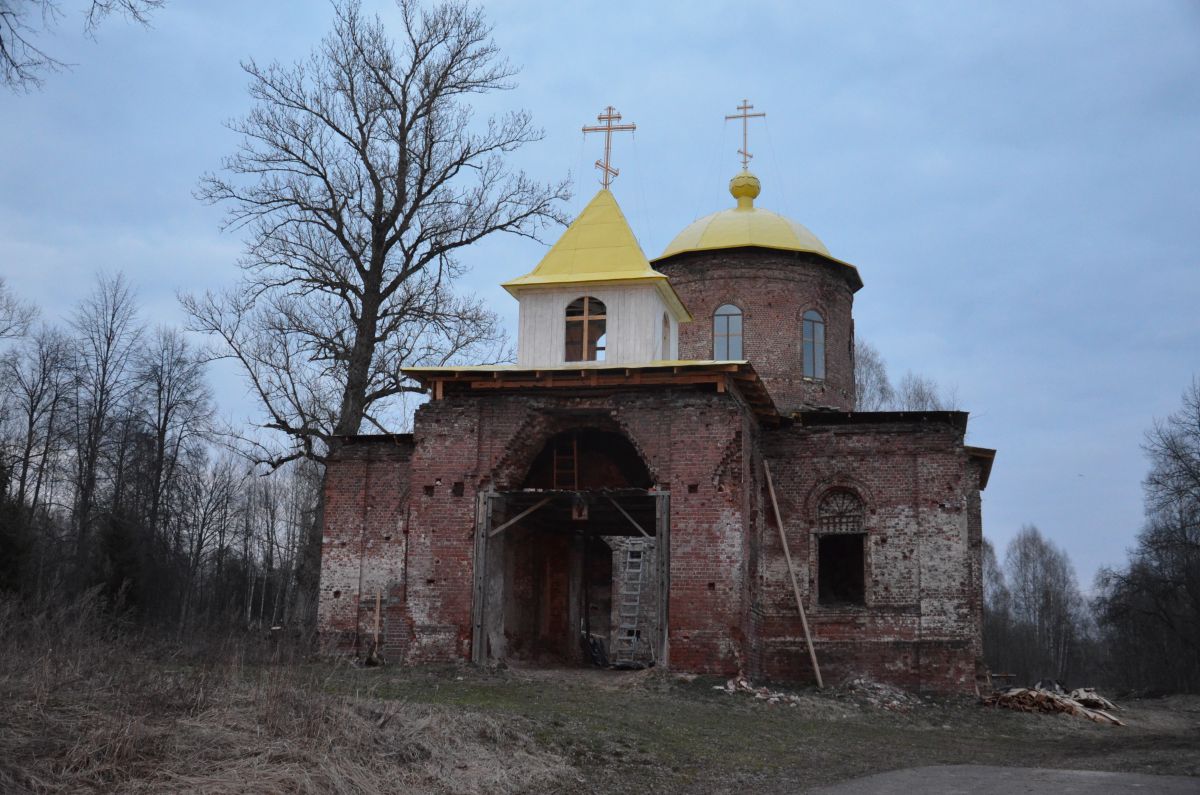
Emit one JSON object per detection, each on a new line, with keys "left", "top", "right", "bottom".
{"left": 654, "top": 171, "right": 832, "bottom": 261}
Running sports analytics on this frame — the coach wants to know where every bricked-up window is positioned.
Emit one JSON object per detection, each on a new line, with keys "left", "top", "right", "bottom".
{"left": 817, "top": 490, "right": 866, "bottom": 604}
{"left": 803, "top": 310, "right": 825, "bottom": 379}
{"left": 713, "top": 304, "right": 743, "bottom": 359}
{"left": 565, "top": 297, "right": 606, "bottom": 361}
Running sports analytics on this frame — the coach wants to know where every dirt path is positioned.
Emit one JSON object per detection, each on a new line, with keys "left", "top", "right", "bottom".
{"left": 813, "top": 765, "right": 1200, "bottom": 794}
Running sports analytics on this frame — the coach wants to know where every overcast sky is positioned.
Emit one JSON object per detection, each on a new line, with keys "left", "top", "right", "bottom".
{"left": 2, "top": 0, "right": 1198, "bottom": 588}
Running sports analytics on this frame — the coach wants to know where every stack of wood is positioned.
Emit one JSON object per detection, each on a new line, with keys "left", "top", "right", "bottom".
{"left": 981, "top": 686, "right": 1124, "bottom": 726}
{"left": 1069, "top": 687, "right": 1120, "bottom": 711}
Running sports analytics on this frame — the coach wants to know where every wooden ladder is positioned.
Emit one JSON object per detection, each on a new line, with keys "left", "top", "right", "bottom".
{"left": 612, "top": 541, "right": 647, "bottom": 666}
{"left": 553, "top": 434, "right": 578, "bottom": 490}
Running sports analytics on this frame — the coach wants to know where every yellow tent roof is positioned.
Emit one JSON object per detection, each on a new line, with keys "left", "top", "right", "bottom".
{"left": 502, "top": 189, "right": 692, "bottom": 320}
{"left": 653, "top": 172, "right": 862, "bottom": 290}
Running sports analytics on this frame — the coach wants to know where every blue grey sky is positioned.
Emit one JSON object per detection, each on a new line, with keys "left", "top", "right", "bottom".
{"left": 2, "top": 1, "right": 1198, "bottom": 588}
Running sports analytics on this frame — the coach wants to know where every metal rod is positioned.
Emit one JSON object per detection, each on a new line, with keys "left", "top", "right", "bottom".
{"left": 763, "top": 459, "right": 823, "bottom": 689}
{"left": 488, "top": 496, "right": 553, "bottom": 538}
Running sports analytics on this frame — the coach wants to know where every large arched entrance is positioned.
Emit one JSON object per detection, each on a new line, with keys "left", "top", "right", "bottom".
{"left": 471, "top": 428, "right": 670, "bottom": 669}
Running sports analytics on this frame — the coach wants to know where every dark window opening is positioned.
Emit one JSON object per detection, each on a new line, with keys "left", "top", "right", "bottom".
{"left": 565, "top": 296, "right": 607, "bottom": 361}
{"left": 818, "top": 534, "right": 865, "bottom": 605}
{"left": 802, "top": 310, "right": 825, "bottom": 379}
{"left": 713, "top": 303, "right": 743, "bottom": 360}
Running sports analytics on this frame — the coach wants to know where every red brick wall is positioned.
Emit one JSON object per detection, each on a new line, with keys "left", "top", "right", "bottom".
{"left": 395, "top": 388, "right": 757, "bottom": 673}
{"left": 657, "top": 248, "right": 858, "bottom": 413}
{"left": 316, "top": 394, "right": 986, "bottom": 694}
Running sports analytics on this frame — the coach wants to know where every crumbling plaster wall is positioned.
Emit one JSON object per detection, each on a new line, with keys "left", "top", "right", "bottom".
{"left": 755, "top": 419, "right": 984, "bottom": 692}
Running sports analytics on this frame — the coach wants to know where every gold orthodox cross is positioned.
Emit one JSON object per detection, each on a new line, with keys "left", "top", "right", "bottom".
{"left": 726, "top": 99, "right": 766, "bottom": 171}
{"left": 583, "top": 105, "right": 636, "bottom": 189}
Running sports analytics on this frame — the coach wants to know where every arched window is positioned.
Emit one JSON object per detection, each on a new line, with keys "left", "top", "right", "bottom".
{"left": 565, "top": 297, "right": 606, "bottom": 361}
{"left": 802, "top": 310, "right": 825, "bottom": 379}
{"left": 661, "top": 313, "right": 671, "bottom": 359}
{"left": 818, "top": 490, "right": 864, "bottom": 534}
{"left": 817, "top": 490, "right": 865, "bottom": 605}
{"left": 713, "top": 304, "right": 743, "bottom": 359}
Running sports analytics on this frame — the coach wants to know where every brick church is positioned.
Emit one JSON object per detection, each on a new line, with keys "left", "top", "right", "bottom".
{"left": 318, "top": 109, "right": 994, "bottom": 693}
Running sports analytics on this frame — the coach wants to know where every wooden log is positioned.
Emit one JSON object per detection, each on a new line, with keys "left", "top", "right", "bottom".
{"left": 763, "top": 460, "right": 823, "bottom": 689}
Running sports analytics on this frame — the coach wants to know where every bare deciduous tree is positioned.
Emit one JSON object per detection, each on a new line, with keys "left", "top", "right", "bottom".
{"left": 136, "top": 327, "right": 212, "bottom": 532}
{"left": 1, "top": 325, "right": 70, "bottom": 508}
{"left": 0, "top": 277, "right": 36, "bottom": 339}
{"left": 1097, "top": 377, "right": 1200, "bottom": 692}
{"left": 853, "top": 338, "right": 893, "bottom": 411}
{"left": 185, "top": 0, "right": 566, "bottom": 466}
{"left": 852, "top": 338, "right": 955, "bottom": 411}
{"left": 184, "top": 0, "right": 567, "bottom": 624}
{"left": 893, "top": 371, "right": 957, "bottom": 411}
{"left": 0, "top": 0, "right": 163, "bottom": 90}
{"left": 68, "top": 272, "right": 141, "bottom": 573}
{"left": 1004, "top": 524, "right": 1087, "bottom": 682}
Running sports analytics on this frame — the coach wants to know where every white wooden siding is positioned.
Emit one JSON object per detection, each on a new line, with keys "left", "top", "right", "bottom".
{"left": 516, "top": 284, "right": 678, "bottom": 366}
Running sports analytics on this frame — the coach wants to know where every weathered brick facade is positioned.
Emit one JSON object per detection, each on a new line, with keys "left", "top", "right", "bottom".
{"left": 318, "top": 387, "right": 989, "bottom": 692}
{"left": 656, "top": 248, "right": 859, "bottom": 414}
{"left": 316, "top": 189, "right": 992, "bottom": 694}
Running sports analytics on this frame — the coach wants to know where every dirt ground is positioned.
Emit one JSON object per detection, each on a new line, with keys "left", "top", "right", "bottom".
{"left": 329, "top": 663, "right": 1200, "bottom": 794}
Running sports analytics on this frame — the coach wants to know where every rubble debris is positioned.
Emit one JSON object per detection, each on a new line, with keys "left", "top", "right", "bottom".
{"left": 982, "top": 687, "right": 1124, "bottom": 726}
{"left": 1034, "top": 679, "right": 1067, "bottom": 694}
{"left": 844, "top": 676, "right": 924, "bottom": 712}
{"left": 715, "top": 676, "right": 803, "bottom": 707}
{"left": 1069, "top": 688, "right": 1120, "bottom": 711}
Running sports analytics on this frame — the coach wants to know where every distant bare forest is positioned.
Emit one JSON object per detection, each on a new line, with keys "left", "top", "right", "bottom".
{"left": 0, "top": 274, "right": 320, "bottom": 634}
{"left": 981, "top": 379, "right": 1200, "bottom": 693}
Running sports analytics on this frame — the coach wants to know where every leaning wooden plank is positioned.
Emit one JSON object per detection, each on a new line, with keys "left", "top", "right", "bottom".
{"left": 488, "top": 497, "right": 553, "bottom": 538}
{"left": 1091, "top": 709, "right": 1125, "bottom": 726}
{"left": 604, "top": 493, "right": 652, "bottom": 538}
{"left": 763, "top": 460, "right": 823, "bottom": 689}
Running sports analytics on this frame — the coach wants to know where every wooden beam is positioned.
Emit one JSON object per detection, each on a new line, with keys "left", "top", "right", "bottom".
{"left": 488, "top": 496, "right": 553, "bottom": 538}
{"left": 763, "top": 459, "right": 823, "bottom": 689}
{"left": 604, "top": 493, "right": 651, "bottom": 538}
{"left": 373, "top": 589, "right": 381, "bottom": 652}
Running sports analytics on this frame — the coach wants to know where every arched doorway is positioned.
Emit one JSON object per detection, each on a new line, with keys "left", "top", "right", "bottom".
{"left": 471, "top": 428, "right": 669, "bottom": 669}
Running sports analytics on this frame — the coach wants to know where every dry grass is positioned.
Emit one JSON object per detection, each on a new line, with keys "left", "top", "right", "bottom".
{"left": 0, "top": 596, "right": 573, "bottom": 794}
{"left": 4, "top": 596, "right": 1198, "bottom": 793}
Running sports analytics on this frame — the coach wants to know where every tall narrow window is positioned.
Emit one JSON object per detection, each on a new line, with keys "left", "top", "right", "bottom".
{"left": 661, "top": 313, "right": 671, "bottom": 359}
{"left": 565, "top": 297, "right": 607, "bottom": 361}
{"left": 817, "top": 490, "right": 866, "bottom": 605}
{"left": 713, "top": 304, "right": 743, "bottom": 360}
{"left": 802, "top": 310, "right": 825, "bottom": 379}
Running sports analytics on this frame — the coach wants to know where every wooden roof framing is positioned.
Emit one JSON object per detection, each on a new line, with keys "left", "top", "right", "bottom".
{"left": 402, "top": 360, "right": 779, "bottom": 424}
